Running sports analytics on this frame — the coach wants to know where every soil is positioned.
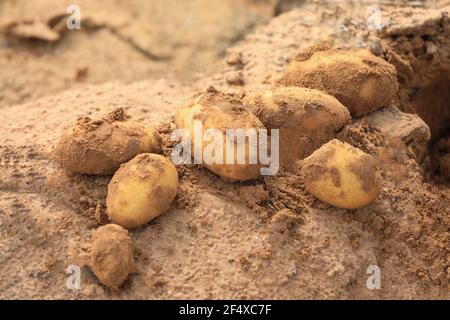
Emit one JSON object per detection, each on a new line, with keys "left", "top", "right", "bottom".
{"left": 0, "top": 0, "right": 449, "bottom": 299}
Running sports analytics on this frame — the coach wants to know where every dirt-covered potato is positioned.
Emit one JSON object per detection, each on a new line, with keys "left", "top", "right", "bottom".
{"left": 244, "top": 87, "right": 351, "bottom": 169}
{"left": 106, "top": 153, "right": 179, "bottom": 229}
{"left": 54, "top": 108, "right": 162, "bottom": 175}
{"left": 90, "top": 224, "right": 134, "bottom": 289}
{"left": 301, "top": 139, "right": 382, "bottom": 209}
{"left": 279, "top": 49, "right": 398, "bottom": 117}
{"left": 175, "top": 86, "right": 265, "bottom": 181}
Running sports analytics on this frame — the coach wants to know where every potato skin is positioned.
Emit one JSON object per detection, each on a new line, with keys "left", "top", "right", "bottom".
{"left": 90, "top": 224, "right": 134, "bottom": 289}
{"left": 301, "top": 139, "right": 382, "bottom": 209}
{"left": 175, "top": 87, "right": 265, "bottom": 181}
{"left": 54, "top": 108, "right": 162, "bottom": 175}
{"left": 279, "top": 49, "right": 398, "bottom": 117}
{"left": 106, "top": 153, "right": 179, "bottom": 229}
{"left": 244, "top": 87, "right": 351, "bottom": 169}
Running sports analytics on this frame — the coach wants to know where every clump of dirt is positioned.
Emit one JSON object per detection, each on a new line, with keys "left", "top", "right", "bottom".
{"left": 381, "top": 8, "right": 450, "bottom": 182}
{"left": 432, "top": 137, "right": 450, "bottom": 180}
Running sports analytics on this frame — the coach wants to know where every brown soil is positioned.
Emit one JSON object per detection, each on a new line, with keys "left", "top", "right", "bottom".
{"left": 0, "top": 0, "right": 449, "bottom": 300}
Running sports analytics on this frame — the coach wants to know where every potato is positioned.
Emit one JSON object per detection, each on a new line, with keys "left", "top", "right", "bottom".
{"left": 244, "top": 87, "right": 351, "bottom": 169}
{"left": 301, "top": 139, "right": 382, "bottom": 209}
{"left": 54, "top": 108, "right": 162, "bottom": 175}
{"left": 106, "top": 153, "right": 179, "bottom": 229}
{"left": 90, "top": 224, "right": 134, "bottom": 289}
{"left": 279, "top": 49, "right": 398, "bottom": 117}
{"left": 175, "top": 86, "right": 265, "bottom": 181}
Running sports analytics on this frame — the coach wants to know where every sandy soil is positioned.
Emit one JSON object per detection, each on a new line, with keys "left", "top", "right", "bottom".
{"left": 0, "top": 0, "right": 449, "bottom": 299}
{"left": 0, "top": 0, "right": 278, "bottom": 108}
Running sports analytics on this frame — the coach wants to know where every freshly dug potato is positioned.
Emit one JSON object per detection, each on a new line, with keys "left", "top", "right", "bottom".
{"left": 90, "top": 224, "right": 134, "bottom": 289}
{"left": 301, "top": 139, "right": 382, "bottom": 209}
{"left": 106, "top": 153, "right": 179, "bottom": 229}
{"left": 54, "top": 108, "right": 162, "bottom": 175}
{"left": 175, "top": 86, "right": 265, "bottom": 181}
{"left": 279, "top": 48, "right": 398, "bottom": 117}
{"left": 244, "top": 87, "right": 351, "bottom": 169}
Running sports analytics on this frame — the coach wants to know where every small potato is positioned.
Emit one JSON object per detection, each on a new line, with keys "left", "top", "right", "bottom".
{"left": 301, "top": 139, "right": 382, "bottom": 209}
{"left": 54, "top": 108, "right": 162, "bottom": 175}
{"left": 279, "top": 48, "right": 398, "bottom": 117}
{"left": 106, "top": 153, "right": 179, "bottom": 229}
{"left": 244, "top": 87, "right": 351, "bottom": 169}
{"left": 90, "top": 224, "right": 134, "bottom": 289}
{"left": 175, "top": 86, "right": 265, "bottom": 181}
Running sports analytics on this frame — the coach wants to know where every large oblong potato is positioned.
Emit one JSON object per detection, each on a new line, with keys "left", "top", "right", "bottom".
{"left": 106, "top": 153, "right": 179, "bottom": 229}
{"left": 279, "top": 49, "right": 398, "bottom": 117}
{"left": 54, "top": 108, "right": 162, "bottom": 175}
{"left": 244, "top": 87, "right": 351, "bottom": 169}
{"left": 301, "top": 139, "right": 382, "bottom": 209}
{"left": 175, "top": 86, "right": 265, "bottom": 181}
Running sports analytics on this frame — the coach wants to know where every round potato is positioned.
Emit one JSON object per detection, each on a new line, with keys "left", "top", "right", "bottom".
{"left": 90, "top": 224, "right": 134, "bottom": 289}
{"left": 279, "top": 49, "right": 398, "bottom": 117}
{"left": 244, "top": 87, "right": 351, "bottom": 169}
{"left": 301, "top": 139, "right": 382, "bottom": 209}
{"left": 106, "top": 153, "right": 179, "bottom": 229}
{"left": 54, "top": 108, "right": 162, "bottom": 175}
{"left": 175, "top": 86, "right": 265, "bottom": 181}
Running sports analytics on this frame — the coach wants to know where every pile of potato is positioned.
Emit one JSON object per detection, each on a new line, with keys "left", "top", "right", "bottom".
{"left": 274, "top": 47, "right": 394, "bottom": 208}
{"left": 54, "top": 47, "right": 398, "bottom": 289}
{"left": 176, "top": 48, "right": 394, "bottom": 209}
{"left": 54, "top": 108, "right": 179, "bottom": 288}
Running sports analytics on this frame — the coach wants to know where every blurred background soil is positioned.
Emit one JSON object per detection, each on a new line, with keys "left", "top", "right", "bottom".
{"left": 0, "top": 0, "right": 283, "bottom": 107}
{"left": 2, "top": 0, "right": 446, "bottom": 109}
